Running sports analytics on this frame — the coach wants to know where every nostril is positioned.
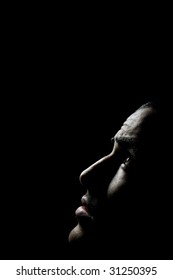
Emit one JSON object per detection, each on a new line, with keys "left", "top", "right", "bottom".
{"left": 79, "top": 167, "right": 93, "bottom": 187}
{"left": 79, "top": 156, "right": 113, "bottom": 187}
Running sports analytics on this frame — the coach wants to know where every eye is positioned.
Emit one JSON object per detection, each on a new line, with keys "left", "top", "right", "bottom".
{"left": 121, "top": 152, "right": 134, "bottom": 170}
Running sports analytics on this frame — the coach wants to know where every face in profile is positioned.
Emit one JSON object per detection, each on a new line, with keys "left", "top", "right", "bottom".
{"left": 68, "top": 103, "right": 159, "bottom": 256}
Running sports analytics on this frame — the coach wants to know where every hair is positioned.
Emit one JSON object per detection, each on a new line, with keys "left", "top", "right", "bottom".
{"left": 68, "top": 97, "right": 173, "bottom": 260}
{"left": 139, "top": 101, "right": 154, "bottom": 109}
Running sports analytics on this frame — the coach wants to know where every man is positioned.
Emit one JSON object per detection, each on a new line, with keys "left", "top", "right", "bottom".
{"left": 68, "top": 100, "right": 172, "bottom": 259}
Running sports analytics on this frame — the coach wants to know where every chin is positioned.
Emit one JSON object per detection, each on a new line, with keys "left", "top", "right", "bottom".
{"left": 68, "top": 224, "right": 86, "bottom": 243}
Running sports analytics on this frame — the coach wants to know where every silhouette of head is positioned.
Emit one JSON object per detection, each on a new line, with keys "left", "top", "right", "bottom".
{"left": 68, "top": 101, "right": 171, "bottom": 259}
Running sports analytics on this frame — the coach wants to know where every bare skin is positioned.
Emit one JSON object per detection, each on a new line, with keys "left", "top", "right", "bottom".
{"left": 68, "top": 104, "right": 158, "bottom": 251}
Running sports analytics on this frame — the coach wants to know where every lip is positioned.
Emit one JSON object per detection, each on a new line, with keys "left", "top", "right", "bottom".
{"left": 75, "top": 206, "right": 91, "bottom": 218}
{"left": 75, "top": 205, "right": 93, "bottom": 228}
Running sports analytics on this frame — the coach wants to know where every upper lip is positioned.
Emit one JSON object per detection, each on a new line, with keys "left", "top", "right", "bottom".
{"left": 81, "top": 195, "right": 95, "bottom": 217}
{"left": 81, "top": 196, "right": 89, "bottom": 210}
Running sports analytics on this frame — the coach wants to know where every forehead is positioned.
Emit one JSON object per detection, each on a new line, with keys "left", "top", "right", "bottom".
{"left": 116, "top": 107, "right": 156, "bottom": 140}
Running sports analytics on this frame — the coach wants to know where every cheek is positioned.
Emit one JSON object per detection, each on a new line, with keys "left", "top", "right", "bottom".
{"left": 107, "top": 168, "right": 128, "bottom": 199}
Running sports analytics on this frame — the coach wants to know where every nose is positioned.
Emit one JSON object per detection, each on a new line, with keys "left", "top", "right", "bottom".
{"left": 79, "top": 152, "right": 119, "bottom": 194}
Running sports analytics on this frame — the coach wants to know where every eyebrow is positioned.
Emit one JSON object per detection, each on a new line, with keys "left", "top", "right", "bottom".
{"left": 114, "top": 135, "right": 139, "bottom": 148}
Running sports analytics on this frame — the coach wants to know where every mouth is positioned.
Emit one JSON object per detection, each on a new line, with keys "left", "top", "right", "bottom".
{"left": 75, "top": 205, "right": 92, "bottom": 218}
{"left": 75, "top": 206, "right": 93, "bottom": 228}
{"left": 75, "top": 196, "right": 94, "bottom": 227}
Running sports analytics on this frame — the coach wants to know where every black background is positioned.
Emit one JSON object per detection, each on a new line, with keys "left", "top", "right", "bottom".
{"left": 1, "top": 6, "right": 172, "bottom": 260}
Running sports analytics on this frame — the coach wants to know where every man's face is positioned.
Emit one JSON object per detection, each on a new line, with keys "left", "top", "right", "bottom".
{"left": 68, "top": 105, "right": 157, "bottom": 244}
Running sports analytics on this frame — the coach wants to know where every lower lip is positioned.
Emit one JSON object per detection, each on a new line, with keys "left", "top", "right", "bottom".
{"left": 75, "top": 206, "right": 91, "bottom": 218}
